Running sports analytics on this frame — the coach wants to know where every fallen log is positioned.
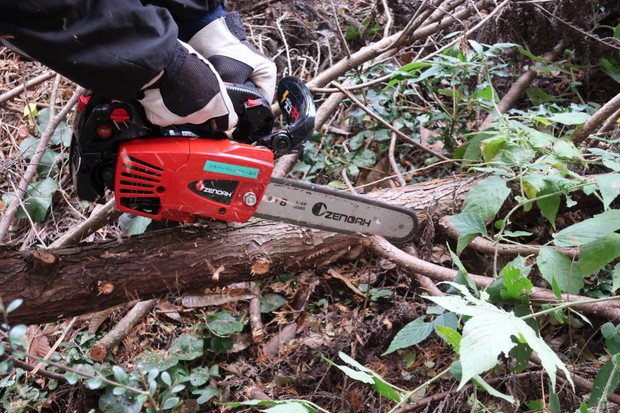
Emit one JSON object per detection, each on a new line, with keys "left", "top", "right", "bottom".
{"left": 0, "top": 175, "right": 479, "bottom": 325}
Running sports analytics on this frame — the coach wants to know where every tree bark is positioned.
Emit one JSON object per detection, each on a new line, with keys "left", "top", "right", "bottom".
{"left": 0, "top": 175, "right": 480, "bottom": 325}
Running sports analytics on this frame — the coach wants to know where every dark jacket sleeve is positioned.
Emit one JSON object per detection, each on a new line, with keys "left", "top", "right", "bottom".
{"left": 0, "top": 0, "right": 214, "bottom": 100}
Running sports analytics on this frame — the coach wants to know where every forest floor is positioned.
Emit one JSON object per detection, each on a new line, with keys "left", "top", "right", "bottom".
{"left": 2, "top": 0, "right": 620, "bottom": 412}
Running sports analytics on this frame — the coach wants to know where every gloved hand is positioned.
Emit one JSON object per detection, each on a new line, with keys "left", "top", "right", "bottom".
{"left": 138, "top": 41, "right": 238, "bottom": 131}
{"left": 188, "top": 12, "right": 277, "bottom": 103}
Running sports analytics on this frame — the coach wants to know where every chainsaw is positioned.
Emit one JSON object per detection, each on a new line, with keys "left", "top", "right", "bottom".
{"left": 69, "top": 77, "right": 418, "bottom": 242}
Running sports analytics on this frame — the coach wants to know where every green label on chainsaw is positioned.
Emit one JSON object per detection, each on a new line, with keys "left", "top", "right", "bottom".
{"left": 203, "top": 161, "right": 259, "bottom": 179}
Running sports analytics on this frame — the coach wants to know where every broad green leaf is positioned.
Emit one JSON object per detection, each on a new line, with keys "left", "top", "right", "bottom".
{"left": 425, "top": 283, "right": 572, "bottom": 391}
{"left": 552, "top": 210, "right": 620, "bottom": 247}
{"left": 330, "top": 363, "right": 373, "bottom": 384}
{"left": 435, "top": 325, "right": 462, "bottom": 352}
{"left": 260, "top": 293, "right": 287, "bottom": 313}
{"left": 462, "top": 176, "right": 511, "bottom": 221}
{"left": 206, "top": 311, "right": 245, "bottom": 336}
{"left": 65, "top": 372, "right": 79, "bottom": 385}
{"left": 537, "top": 247, "right": 583, "bottom": 294}
{"left": 553, "top": 140, "right": 583, "bottom": 159}
{"left": 481, "top": 138, "right": 506, "bottom": 162}
{"left": 133, "top": 350, "right": 179, "bottom": 372}
{"left": 600, "top": 58, "right": 620, "bottom": 84}
{"left": 499, "top": 263, "right": 533, "bottom": 302}
{"left": 549, "top": 385, "right": 561, "bottom": 413}
{"left": 595, "top": 173, "right": 620, "bottom": 209}
{"left": 601, "top": 322, "right": 620, "bottom": 354}
{"left": 192, "top": 387, "right": 219, "bottom": 404}
{"left": 548, "top": 112, "right": 590, "bottom": 125}
{"left": 161, "top": 397, "right": 180, "bottom": 410}
{"left": 574, "top": 234, "right": 620, "bottom": 278}
{"left": 537, "top": 194, "right": 560, "bottom": 229}
{"left": 338, "top": 352, "right": 372, "bottom": 373}
{"left": 588, "top": 359, "right": 620, "bottom": 408}
{"left": 265, "top": 402, "right": 310, "bottom": 413}
{"left": 372, "top": 377, "right": 401, "bottom": 402}
{"left": 17, "top": 178, "right": 58, "bottom": 222}
{"left": 112, "top": 365, "right": 129, "bottom": 385}
{"left": 168, "top": 334, "right": 203, "bottom": 361}
{"left": 615, "top": 23, "right": 620, "bottom": 39}
{"left": 382, "top": 318, "right": 433, "bottom": 355}
{"left": 126, "top": 216, "right": 152, "bottom": 236}
{"left": 449, "top": 213, "right": 487, "bottom": 253}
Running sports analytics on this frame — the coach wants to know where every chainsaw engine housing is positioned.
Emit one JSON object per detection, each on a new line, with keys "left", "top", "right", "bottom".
{"left": 115, "top": 138, "right": 273, "bottom": 222}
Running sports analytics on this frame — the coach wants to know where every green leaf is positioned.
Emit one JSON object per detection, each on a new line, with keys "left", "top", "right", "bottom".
{"left": 9, "top": 324, "right": 27, "bottom": 347}
{"left": 548, "top": 112, "right": 590, "bottom": 125}
{"left": 601, "top": 322, "right": 620, "bottom": 354}
{"left": 499, "top": 263, "right": 533, "bottom": 302}
{"left": 574, "top": 234, "right": 620, "bottom": 278}
{"left": 260, "top": 293, "right": 287, "bottom": 313}
{"left": 134, "top": 350, "right": 180, "bottom": 372}
{"left": 264, "top": 402, "right": 310, "bottom": 413}
{"left": 462, "top": 176, "right": 511, "bottom": 221}
{"left": 615, "top": 24, "right": 620, "bottom": 39}
{"left": 382, "top": 318, "right": 433, "bottom": 355}
{"left": 206, "top": 312, "right": 245, "bottom": 336}
{"left": 371, "top": 376, "right": 401, "bottom": 402}
{"left": 552, "top": 210, "right": 620, "bottom": 247}
{"left": 86, "top": 377, "right": 103, "bottom": 389}
{"left": 480, "top": 138, "right": 506, "bottom": 162}
{"left": 595, "top": 173, "right": 620, "bottom": 209}
{"left": 449, "top": 213, "right": 487, "bottom": 254}
{"left": 588, "top": 359, "right": 620, "bottom": 408}
{"left": 613, "top": 263, "right": 620, "bottom": 293}
{"left": 472, "top": 374, "right": 515, "bottom": 404}
{"left": 98, "top": 387, "right": 143, "bottom": 413}
{"left": 161, "top": 396, "right": 180, "bottom": 410}
{"left": 21, "top": 178, "right": 58, "bottom": 222}
{"left": 537, "top": 247, "right": 583, "bottom": 294}
{"left": 126, "top": 216, "right": 152, "bottom": 236}
{"left": 549, "top": 384, "right": 561, "bottom": 413}
{"left": 425, "top": 283, "right": 572, "bottom": 390}
{"left": 168, "top": 334, "right": 204, "bottom": 361}
{"left": 5, "top": 299, "right": 23, "bottom": 314}
{"left": 600, "top": 58, "right": 620, "bottom": 84}
{"left": 160, "top": 371, "right": 172, "bottom": 386}
{"left": 553, "top": 140, "right": 583, "bottom": 159}
{"left": 537, "top": 194, "right": 561, "bottom": 229}
{"left": 192, "top": 387, "right": 219, "bottom": 404}
{"left": 64, "top": 372, "right": 79, "bottom": 385}
{"left": 435, "top": 326, "right": 462, "bottom": 352}
{"left": 112, "top": 365, "right": 129, "bottom": 385}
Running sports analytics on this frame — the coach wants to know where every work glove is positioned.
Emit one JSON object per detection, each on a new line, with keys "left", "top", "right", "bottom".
{"left": 188, "top": 12, "right": 277, "bottom": 103}
{"left": 138, "top": 41, "right": 238, "bottom": 131}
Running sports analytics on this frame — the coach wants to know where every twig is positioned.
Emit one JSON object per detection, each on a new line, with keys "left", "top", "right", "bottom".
{"left": 572, "top": 91, "right": 620, "bottom": 146}
{"left": 380, "top": 0, "right": 394, "bottom": 38}
{"left": 0, "top": 353, "right": 65, "bottom": 381}
{"left": 0, "top": 71, "right": 56, "bottom": 105}
{"left": 248, "top": 282, "right": 265, "bottom": 342}
{"left": 480, "top": 42, "right": 566, "bottom": 130}
{"left": 30, "top": 316, "right": 77, "bottom": 376}
{"left": 276, "top": 15, "right": 292, "bottom": 76}
{"left": 0, "top": 86, "right": 84, "bottom": 244}
{"left": 438, "top": 216, "right": 579, "bottom": 259}
{"left": 49, "top": 199, "right": 121, "bottom": 248}
{"left": 388, "top": 131, "right": 407, "bottom": 187}
{"left": 90, "top": 299, "right": 158, "bottom": 361}
{"left": 331, "top": 80, "right": 452, "bottom": 162}
{"left": 369, "top": 235, "right": 620, "bottom": 319}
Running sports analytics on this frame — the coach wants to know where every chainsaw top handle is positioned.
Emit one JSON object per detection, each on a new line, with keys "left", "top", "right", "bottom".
{"left": 226, "top": 77, "right": 315, "bottom": 156}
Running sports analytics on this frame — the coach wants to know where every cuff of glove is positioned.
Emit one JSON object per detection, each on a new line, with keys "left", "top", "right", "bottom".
{"left": 177, "top": 4, "right": 227, "bottom": 42}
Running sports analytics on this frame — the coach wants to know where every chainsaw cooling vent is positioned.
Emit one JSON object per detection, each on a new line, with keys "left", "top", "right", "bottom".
{"left": 117, "top": 155, "right": 164, "bottom": 215}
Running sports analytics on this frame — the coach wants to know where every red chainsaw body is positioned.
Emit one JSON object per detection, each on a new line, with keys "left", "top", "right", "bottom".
{"left": 114, "top": 138, "right": 274, "bottom": 222}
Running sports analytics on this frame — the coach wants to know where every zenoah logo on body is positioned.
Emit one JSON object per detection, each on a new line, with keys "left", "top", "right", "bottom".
{"left": 311, "top": 202, "right": 372, "bottom": 228}
{"left": 190, "top": 180, "right": 239, "bottom": 205}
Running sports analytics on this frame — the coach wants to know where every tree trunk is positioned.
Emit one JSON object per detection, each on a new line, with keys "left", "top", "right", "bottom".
{"left": 0, "top": 175, "right": 479, "bottom": 325}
